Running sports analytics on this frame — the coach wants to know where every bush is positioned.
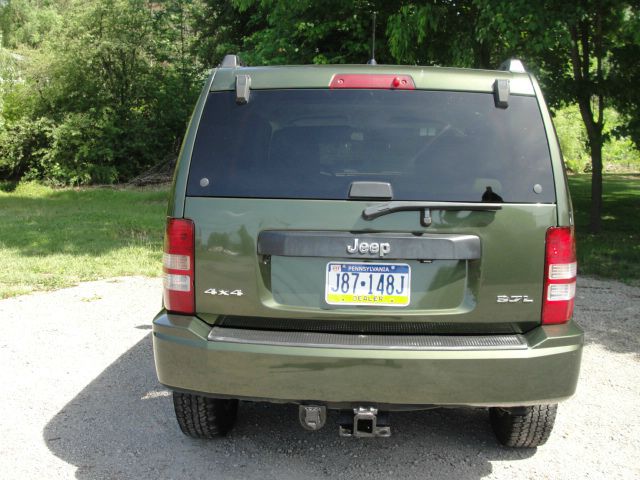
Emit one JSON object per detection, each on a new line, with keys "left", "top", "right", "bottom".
{"left": 1, "top": 0, "right": 201, "bottom": 186}
{"left": 0, "top": 117, "right": 53, "bottom": 180}
{"left": 0, "top": 112, "right": 122, "bottom": 186}
{"left": 39, "top": 110, "right": 120, "bottom": 185}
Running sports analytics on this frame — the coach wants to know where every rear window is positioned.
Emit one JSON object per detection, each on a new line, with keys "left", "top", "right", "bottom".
{"left": 187, "top": 89, "right": 555, "bottom": 203}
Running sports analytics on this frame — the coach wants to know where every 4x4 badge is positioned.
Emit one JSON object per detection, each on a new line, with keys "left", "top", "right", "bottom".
{"left": 346, "top": 238, "right": 391, "bottom": 257}
{"left": 204, "top": 289, "right": 244, "bottom": 296}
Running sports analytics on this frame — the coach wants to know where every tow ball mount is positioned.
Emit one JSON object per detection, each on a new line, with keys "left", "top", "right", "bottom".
{"left": 339, "top": 407, "right": 391, "bottom": 438}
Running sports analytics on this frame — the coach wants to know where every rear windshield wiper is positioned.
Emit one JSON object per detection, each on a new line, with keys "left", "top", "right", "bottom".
{"left": 362, "top": 201, "right": 502, "bottom": 227}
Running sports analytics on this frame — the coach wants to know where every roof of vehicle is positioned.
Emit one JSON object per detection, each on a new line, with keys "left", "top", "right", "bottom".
{"left": 210, "top": 63, "right": 536, "bottom": 96}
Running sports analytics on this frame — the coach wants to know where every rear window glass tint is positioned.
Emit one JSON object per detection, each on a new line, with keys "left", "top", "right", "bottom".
{"left": 187, "top": 89, "right": 555, "bottom": 203}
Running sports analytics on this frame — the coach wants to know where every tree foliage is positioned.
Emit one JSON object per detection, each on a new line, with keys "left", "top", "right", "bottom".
{"left": 1, "top": 0, "right": 201, "bottom": 184}
{"left": 477, "top": 0, "right": 638, "bottom": 232}
{"left": 0, "top": 0, "right": 639, "bottom": 232}
{"left": 387, "top": 1, "right": 507, "bottom": 68}
{"left": 197, "top": 0, "right": 390, "bottom": 65}
{"left": 0, "top": 0, "right": 64, "bottom": 49}
{"left": 609, "top": 6, "right": 640, "bottom": 147}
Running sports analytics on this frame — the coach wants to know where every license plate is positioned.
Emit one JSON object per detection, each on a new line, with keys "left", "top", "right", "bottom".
{"left": 325, "top": 262, "right": 411, "bottom": 307}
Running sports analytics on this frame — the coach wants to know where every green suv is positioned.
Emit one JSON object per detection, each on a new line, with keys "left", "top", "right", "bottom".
{"left": 153, "top": 55, "right": 583, "bottom": 447}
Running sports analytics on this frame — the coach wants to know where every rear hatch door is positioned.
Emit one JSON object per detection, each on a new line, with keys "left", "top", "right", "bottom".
{"left": 185, "top": 86, "right": 556, "bottom": 334}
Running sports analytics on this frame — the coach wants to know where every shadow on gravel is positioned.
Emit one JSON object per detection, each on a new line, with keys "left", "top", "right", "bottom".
{"left": 575, "top": 278, "right": 640, "bottom": 357}
{"left": 44, "top": 334, "right": 534, "bottom": 480}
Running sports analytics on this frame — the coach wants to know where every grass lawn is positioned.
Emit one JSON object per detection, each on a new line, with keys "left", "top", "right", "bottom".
{"left": 0, "top": 175, "right": 637, "bottom": 299}
{"left": 0, "top": 183, "right": 168, "bottom": 299}
{"left": 568, "top": 174, "right": 640, "bottom": 284}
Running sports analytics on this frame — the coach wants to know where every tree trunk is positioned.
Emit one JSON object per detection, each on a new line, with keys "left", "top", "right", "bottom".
{"left": 473, "top": 40, "right": 492, "bottom": 69}
{"left": 589, "top": 140, "right": 603, "bottom": 233}
{"left": 577, "top": 97, "right": 604, "bottom": 233}
{"left": 569, "top": 17, "right": 606, "bottom": 234}
{"left": 588, "top": 6, "right": 605, "bottom": 234}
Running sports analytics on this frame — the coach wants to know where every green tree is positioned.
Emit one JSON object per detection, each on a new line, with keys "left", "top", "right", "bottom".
{"left": 1, "top": 0, "right": 202, "bottom": 184}
{"left": 200, "top": 0, "right": 401, "bottom": 66}
{"left": 609, "top": 6, "right": 640, "bottom": 148}
{"left": 385, "top": 0, "right": 639, "bottom": 233}
{"left": 190, "top": 0, "right": 266, "bottom": 65}
{"left": 2, "top": 0, "right": 639, "bottom": 193}
{"left": 0, "top": 0, "right": 64, "bottom": 49}
{"left": 386, "top": 1, "right": 507, "bottom": 68}
{"left": 476, "top": 0, "right": 639, "bottom": 233}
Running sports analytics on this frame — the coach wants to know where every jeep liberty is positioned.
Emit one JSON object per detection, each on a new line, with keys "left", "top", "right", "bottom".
{"left": 153, "top": 56, "right": 583, "bottom": 447}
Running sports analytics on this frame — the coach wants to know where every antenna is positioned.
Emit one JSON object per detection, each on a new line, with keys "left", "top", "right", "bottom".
{"left": 367, "top": 12, "right": 377, "bottom": 65}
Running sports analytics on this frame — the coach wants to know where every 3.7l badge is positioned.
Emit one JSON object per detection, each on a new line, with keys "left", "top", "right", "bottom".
{"left": 496, "top": 295, "right": 534, "bottom": 303}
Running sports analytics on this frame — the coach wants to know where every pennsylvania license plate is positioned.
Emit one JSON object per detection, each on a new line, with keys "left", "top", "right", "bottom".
{"left": 325, "top": 262, "right": 411, "bottom": 307}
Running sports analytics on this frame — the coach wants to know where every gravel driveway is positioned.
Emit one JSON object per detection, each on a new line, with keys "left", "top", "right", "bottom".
{"left": 0, "top": 276, "right": 638, "bottom": 480}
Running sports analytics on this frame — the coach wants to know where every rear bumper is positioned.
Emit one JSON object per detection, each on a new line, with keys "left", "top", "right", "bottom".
{"left": 152, "top": 312, "right": 583, "bottom": 408}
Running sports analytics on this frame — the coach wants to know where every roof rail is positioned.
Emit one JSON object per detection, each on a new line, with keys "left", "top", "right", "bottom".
{"left": 499, "top": 58, "right": 526, "bottom": 73}
{"left": 220, "top": 54, "right": 244, "bottom": 68}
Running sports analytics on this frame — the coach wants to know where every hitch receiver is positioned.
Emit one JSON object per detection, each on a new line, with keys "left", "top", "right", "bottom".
{"left": 339, "top": 407, "right": 391, "bottom": 438}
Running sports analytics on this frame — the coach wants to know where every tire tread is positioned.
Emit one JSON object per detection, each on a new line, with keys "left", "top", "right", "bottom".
{"left": 490, "top": 404, "right": 557, "bottom": 448}
{"left": 173, "top": 392, "right": 238, "bottom": 438}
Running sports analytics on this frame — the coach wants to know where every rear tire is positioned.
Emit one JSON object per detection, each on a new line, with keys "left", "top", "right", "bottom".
{"left": 490, "top": 404, "right": 557, "bottom": 448}
{"left": 173, "top": 392, "right": 238, "bottom": 438}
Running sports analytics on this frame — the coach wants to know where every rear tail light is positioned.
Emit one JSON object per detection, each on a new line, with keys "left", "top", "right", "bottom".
{"left": 542, "top": 227, "right": 577, "bottom": 324}
{"left": 163, "top": 218, "right": 195, "bottom": 314}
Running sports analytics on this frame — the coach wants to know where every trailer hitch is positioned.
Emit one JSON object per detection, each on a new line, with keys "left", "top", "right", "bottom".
{"left": 338, "top": 407, "right": 391, "bottom": 438}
